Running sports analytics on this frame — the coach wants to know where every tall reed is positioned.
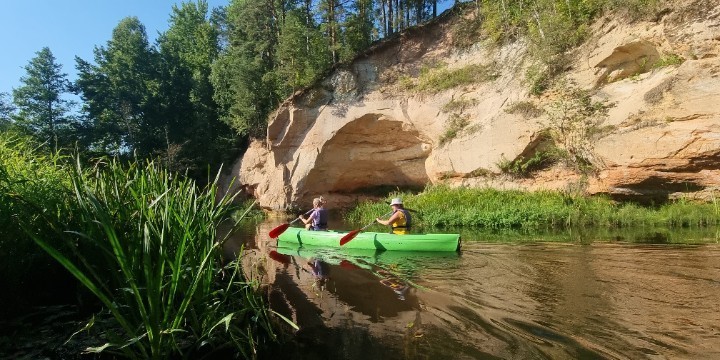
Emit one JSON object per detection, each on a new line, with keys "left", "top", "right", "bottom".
{"left": 24, "top": 158, "right": 276, "bottom": 358}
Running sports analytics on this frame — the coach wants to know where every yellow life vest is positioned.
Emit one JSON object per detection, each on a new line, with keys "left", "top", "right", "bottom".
{"left": 390, "top": 209, "right": 409, "bottom": 235}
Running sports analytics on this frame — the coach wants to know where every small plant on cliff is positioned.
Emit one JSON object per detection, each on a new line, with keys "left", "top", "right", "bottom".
{"left": 442, "top": 97, "right": 479, "bottom": 113}
{"left": 653, "top": 53, "right": 685, "bottom": 69}
{"left": 541, "top": 83, "right": 612, "bottom": 172}
{"left": 505, "top": 100, "right": 544, "bottom": 118}
{"left": 439, "top": 113, "right": 470, "bottom": 145}
{"left": 497, "top": 147, "right": 562, "bottom": 177}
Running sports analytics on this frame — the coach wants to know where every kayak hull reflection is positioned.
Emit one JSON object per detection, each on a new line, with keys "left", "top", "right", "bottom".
{"left": 276, "top": 227, "right": 460, "bottom": 252}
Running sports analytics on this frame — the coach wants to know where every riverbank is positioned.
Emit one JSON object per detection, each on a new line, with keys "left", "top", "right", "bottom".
{"left": 345, "top": 186, "right": 720, "bottom": 231}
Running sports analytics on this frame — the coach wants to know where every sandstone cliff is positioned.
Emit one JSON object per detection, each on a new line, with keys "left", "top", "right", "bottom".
{"left": 229, "top": 1, "right": 720, "bottom": 211}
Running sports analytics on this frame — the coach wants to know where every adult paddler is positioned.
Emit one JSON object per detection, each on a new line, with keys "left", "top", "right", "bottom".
{"left": 376, "top": 197, "right": 412, "bottom": 234}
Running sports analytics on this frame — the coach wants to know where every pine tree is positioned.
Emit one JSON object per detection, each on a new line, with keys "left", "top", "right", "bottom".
{"left": 211, "top": 0, "right": 281, "bottom": 138}
{"left": 342, "top": 0, "right": 375, "bottom": 61}
{"left": 12, "top": 47, "right": 75, "bottom": 150}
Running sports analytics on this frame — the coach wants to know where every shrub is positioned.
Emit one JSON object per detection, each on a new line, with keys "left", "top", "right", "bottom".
{"left": 541, "top": 83, "right": 612, "bottom": 171}
{"left": 504, "top": 100, "right": 544, "bottom": 118}
{"left": 497, "top": 147, "right": 561, "bottom": 177}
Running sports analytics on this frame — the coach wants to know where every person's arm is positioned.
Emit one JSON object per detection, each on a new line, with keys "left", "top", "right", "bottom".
{"left": 377, "top": 212, "right": 399, "bottom": 226}
{"left": 300, "top": 210, "right": 317, "bottom": 225}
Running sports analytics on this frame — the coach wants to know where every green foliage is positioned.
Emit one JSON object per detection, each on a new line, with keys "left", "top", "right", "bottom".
{"left": 497, "top": 147, "right": 561, "bottom": 176}
{"left": 156, "top": 1, "right": 241, "bottom": 177}
{"left": 345, "top": 185, "right": 720, "bottom": 230}
{"left": 0, "top": 92, "right": 14, "bottom": 131}
{"left": 541, "top": 83, "right": 612, "bottom": 171}
{"left": 0, "top": 133, "right": 74, "bottom": 319}
{"left": 211, "top": 0, "right": 281, "bottom": 138}
{"left": 6, "top": 153, "right": 277, "bottom": 357}
{"left": 12, "top": 47, "right": 76, "bottom": 151}
{"left": 526, "top": 62, "right": 554, "bottom": 96}
{"left": 403, "top": 62, "right": 499, "bottom": 93}
{"left": 75, "top": 17, "right": 160, "bottom": 155}
{"left": 441, "top": 97, "right": 478, "bottom": 113}
{"left": 452, "top": 0, "right": 673, "bottom": 94}
{"left": 276, "top": 9, "right": 331, "bottom": 92}
{"left": 504, "top": 100, "right": 543, "bottom": 118}
{"left": 340, "top": 0, "right": 375, "bottom": 61}
{"left": 605, "top": 0, "right": 664, "bottom": 20}
{"left": 1, "top": 134, "right": 279, "bottom": 356}
{"left": 653, "top": 53, "right": 685, "bottom": 68}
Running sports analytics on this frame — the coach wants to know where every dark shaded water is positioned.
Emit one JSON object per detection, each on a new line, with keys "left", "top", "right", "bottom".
{"left": 227, "top": 219, "right": 720, "bottom": 359}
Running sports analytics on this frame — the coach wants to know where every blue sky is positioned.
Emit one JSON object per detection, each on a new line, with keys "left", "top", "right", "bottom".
{"left": 0, "top": 0, "right": 227, "bottom": 95}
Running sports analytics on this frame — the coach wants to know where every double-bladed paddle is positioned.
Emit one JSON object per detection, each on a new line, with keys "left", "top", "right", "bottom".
{"left": 339, "top": 211, "right": 393, "bottom": 246}
{"left": 268, "top": 209, "right": 314, "bottom": 238}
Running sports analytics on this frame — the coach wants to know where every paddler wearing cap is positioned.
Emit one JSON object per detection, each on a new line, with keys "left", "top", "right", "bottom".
{"left": 376, "top": 197, "right": 412, "bottom": 235}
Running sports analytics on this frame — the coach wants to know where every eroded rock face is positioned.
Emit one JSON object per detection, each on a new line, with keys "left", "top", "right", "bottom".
{"left": 229, "top": 1, "right": 720, "bottom": 210}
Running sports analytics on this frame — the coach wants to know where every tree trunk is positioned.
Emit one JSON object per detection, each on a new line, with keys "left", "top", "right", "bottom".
{"left": 304, "top": 0, "right": 312, "bottom": 53}
{"left": 387, "top": 0, "right": 394, "bottom": 35}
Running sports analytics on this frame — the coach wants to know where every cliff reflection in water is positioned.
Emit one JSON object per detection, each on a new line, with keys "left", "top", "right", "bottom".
{"left": 225, "top": 219, "right": 720, "bottom": 359}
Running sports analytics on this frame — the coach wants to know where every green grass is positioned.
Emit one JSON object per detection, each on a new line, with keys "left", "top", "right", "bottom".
{"left": 345, "top": 185, "right": 720, "bottom": 231}
{"left": 653, "top": 53, "right": 685, "bottom": 68}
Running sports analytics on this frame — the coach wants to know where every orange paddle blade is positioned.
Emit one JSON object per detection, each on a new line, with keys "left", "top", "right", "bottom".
{"left": 339, "top": 229, "right": 361, "bottom": 246}
{"left": 268, "top": 250, "right": 291, "bottom": 265}
{"left": 268, "top": 223, "right": 290, "bottom": 238}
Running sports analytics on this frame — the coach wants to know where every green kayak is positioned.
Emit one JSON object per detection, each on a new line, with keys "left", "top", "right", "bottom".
{"left": 276, "top": 227, "right": 460, "bottom": 252}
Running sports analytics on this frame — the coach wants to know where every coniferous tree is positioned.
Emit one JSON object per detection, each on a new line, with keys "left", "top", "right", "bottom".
{"left": 342, "top": 0, "right": 375, "bottom": 61}
{"left": 319, "top": 0, "right": 345, "bottom": 64}
{"left": 211, "top": 0, "right": 281, "bottom": 138}
{"left": 276, "top": 5, "right": 331, "bottom": 92}
{"left": 12, "top": 47, "right": 75, "bottom": 150}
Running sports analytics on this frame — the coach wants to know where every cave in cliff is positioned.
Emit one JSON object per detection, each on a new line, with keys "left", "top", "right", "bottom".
{"left": 300, "top": 114, "right": 431, "bottom": 197}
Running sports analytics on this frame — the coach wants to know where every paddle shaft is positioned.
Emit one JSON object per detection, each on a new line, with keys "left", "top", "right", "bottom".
{"left": 363, "top": 210, "right": 393, "bottom": 230}
{"left": 340, "top": 211, "right": 393, "bottom": 246}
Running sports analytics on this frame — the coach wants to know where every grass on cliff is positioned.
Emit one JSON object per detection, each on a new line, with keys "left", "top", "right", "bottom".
{"left": 400, "top": 62, "right": 499, "bottom": 93}
{"left": 345, "top": 185, "right": 720, "bottom": 230}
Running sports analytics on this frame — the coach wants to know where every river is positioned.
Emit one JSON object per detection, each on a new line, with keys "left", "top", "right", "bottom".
{"left": 224, "top": 218, "right": 720, "bottom": 360}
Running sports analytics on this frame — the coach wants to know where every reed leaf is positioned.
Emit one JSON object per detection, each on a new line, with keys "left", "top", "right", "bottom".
{"left": 16, "top": 155, "right": 274, "bottom": 358}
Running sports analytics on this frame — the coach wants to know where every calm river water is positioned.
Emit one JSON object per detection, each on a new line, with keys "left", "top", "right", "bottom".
{"left": 225, "top": 219, "right": 720, "bottom": 360}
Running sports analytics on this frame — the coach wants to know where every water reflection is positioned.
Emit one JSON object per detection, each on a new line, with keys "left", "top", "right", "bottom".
{"left": 224, "top": 219, "right": 720, "bottom": 359}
